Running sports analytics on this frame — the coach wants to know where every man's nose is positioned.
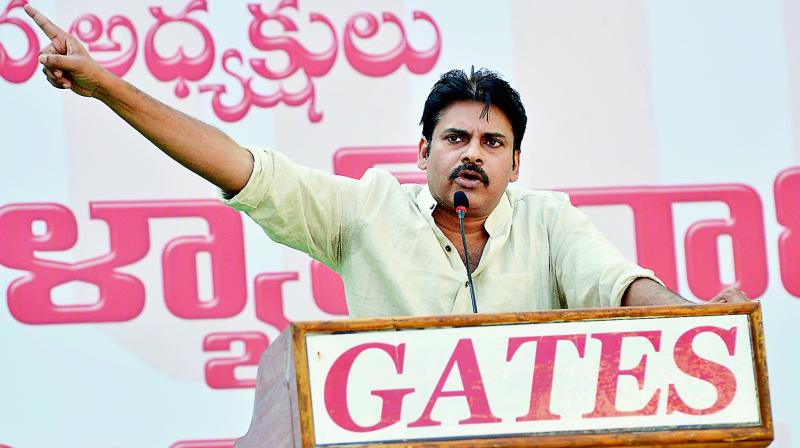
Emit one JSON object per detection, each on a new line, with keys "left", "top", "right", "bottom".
{"left": 461, "top": 139, "right": 482, "bottom": 164}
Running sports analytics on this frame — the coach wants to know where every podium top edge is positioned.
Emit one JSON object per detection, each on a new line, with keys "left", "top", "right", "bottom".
{"left": 291, "top": 302, "right": 760, "bottom": 334}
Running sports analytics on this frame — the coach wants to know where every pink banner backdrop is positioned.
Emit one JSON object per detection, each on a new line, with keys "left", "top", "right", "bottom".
{"left": 1, "top": 0, "right": 798, "bottom": 446}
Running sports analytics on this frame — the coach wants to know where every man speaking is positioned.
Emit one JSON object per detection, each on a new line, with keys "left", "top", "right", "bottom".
{"left": 24, "top": 4, "right": 749, "bottom": 316}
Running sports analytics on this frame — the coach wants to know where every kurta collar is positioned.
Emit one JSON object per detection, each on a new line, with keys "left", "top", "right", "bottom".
{"left": 416, "top": 185, "right": 513, "bottom": 239}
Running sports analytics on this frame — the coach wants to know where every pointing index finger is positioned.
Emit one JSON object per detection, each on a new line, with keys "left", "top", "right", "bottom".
{"left": 23, "top": 4, "right": 66, "bottom": 40}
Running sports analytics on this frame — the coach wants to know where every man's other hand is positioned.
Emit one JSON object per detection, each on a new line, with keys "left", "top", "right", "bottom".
{"left": 708, "top": 286, "right": 751, "bottom": 304}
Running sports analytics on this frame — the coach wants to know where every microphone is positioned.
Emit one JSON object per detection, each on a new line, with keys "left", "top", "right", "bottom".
{"left": 454, "top": 191, "right": 478, "bottom": 313}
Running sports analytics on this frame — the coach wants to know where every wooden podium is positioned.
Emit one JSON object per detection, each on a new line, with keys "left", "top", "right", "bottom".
{"left": 236, "top": 303, "right": 772, "bottom": 447}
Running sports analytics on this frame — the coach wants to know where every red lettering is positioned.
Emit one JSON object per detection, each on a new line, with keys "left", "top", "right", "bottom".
{"left": 0, "top": 0, "right": 40, "bottom": 83}
{"left": 667, "top": 326, "right": 738, "bottom": 415}
{"left": 144, "top": 0, "right": 215, "bottom": 98}
{"left": 0, "top": 200, "right": 247, "bottom": 324}
{"left": 203, "top": 332, "right": 269, "bottom": 389}
{"left": 324, "top": 343, "right": 414, "bottom": 432}
{"left": 507, "top": 334, "right": 587, "bottom": 421}
{"left": 584, "top": 331, "right": 662, "bottom": 418}
{"left": 333, "top": 146, "right": 426, "bottom": 184}
{"left": 310, "top": 261, "right": 348, "bottom": 315}
{"left": 143, "top": 201, "right": 247, "bottom": 319}
{"left": 0, "top": 203, "right": 147, "bottom": 324}
{"left": 254, "top": 271, "right": 298, "bottom": 331}
{"left": 68, "top": 13, "right": 138, "bottom": 77}
{"left": 342, "top": 11, "right": 441, "bottom": 77}
{"left": 245, "top": 0, "right": 337, "bottom": 122}
{"left": 408, "top": 338, "right": 500, "bottom": 427}
{"left": 247, "top": 1, "right": 336, "bottom": 80}
{"left": 683, "top": 185, "right": 766, "bottom": 299}
{"left": 566, "top": 185, "right": 767, "bottom": 299}
{"left": 775, "top": 167, "right": 800, "bottom": 298}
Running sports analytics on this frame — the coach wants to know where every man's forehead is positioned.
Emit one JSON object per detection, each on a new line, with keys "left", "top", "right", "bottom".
{"left": 434, "top": 101, "right": 513, "bottom": 135}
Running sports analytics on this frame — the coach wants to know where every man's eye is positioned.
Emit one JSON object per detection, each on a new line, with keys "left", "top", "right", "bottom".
{"left": 446, "top": 135, "right": 462, "bottom": 143}
{"left": 487, "top": 139, "right": 502, "bottom": 148}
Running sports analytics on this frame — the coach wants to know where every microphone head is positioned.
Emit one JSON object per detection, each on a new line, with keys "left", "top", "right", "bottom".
{"left": 453, "top": 191, "right": 469, "bottom": 213}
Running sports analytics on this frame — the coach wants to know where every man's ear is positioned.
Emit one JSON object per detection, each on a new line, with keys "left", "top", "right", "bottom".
{"left": 417, "top": 137, "right": 429, "bottom": 170}
{"left": 510, "top": 149, "right": 521, "bottom": 182}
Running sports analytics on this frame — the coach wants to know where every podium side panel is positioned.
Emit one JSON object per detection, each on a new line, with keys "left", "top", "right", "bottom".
{"left": 236, "top": 328, "right": 302, "bottom": 448}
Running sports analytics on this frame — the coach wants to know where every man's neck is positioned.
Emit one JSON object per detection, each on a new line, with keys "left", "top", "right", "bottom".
{"left": 432, "top": 207, "right": 490, "bottom": 272}
{"left": 431, "top": 207, "right": 488, "bottom": 236}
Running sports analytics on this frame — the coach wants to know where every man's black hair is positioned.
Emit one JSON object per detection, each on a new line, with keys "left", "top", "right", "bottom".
{"left": 419, "top": 67, "right": 527, "bottom": 157}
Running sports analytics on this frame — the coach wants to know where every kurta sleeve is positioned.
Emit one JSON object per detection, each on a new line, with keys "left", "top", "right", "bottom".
{"left": 223, "top": 146, "right": 368, "bottom": 271}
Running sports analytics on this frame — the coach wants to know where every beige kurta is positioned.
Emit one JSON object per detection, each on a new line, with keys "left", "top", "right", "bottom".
{"left": 224, "top": 147, "right": 661, "bottom": 317}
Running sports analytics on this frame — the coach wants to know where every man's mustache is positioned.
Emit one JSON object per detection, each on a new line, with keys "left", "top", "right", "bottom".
{"left": 449, "top": 162, "right": 490, "bottom": 186}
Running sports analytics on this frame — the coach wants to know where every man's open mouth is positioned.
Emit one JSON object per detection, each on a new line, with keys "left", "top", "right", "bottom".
{"left": 460, "top": 170, "right": 482, "bottom": 181}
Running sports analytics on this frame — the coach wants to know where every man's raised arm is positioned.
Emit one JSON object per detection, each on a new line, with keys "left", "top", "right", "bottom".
{"left": 25, "top": 4, "right": 253, "bottom": 195}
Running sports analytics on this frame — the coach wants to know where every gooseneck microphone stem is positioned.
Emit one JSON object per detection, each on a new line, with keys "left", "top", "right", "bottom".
{"left": 457, "top": 209, "right": 478, "bottom": 313}
{"left": 454, "top": 191, "right": 478, "bottom": 313}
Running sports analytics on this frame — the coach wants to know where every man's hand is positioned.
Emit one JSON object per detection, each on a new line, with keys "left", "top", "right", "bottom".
{"left": 25, "top": 4, "right": 105, "bottom": 97}
{"left": 23, "top": 3, "right": 253, "bottom": 195}
{"left": 708, "top": 286, "right": 751, "bottom": 304}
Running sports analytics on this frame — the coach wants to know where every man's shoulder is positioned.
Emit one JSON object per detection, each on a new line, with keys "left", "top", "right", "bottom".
{"left": 358, "top": 168, "right": 426, "bottom": 204}
{"left": 360, "top": 168, "right": 424, "bottom": 191}
{"left": 506, "top": 187, "right": 571, "bottom": 210}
